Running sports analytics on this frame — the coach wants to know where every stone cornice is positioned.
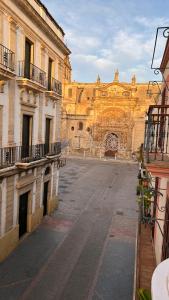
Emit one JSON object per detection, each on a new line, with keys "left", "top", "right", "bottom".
{"left": 13, "top": 0, "right": 71, "bottom": 55}
{"left": 34, "top": 0, "right": 65, "bottom": 35}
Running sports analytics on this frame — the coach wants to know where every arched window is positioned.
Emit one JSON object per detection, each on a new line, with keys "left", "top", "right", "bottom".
{"left": 78, "top": 122, "right": 83, "bottom": 130}
{"left": 71, "top": 126, "right": 74, "bottom": 131}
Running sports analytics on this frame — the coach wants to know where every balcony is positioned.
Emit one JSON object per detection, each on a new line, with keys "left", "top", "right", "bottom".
{"left": 45, "top": 77, "right": 62, "bottom": 100}
{"left": 0, "top": 142, "right": 61, "bottom": 170}
{"left": 0, "top": 43, "right": 15, "bottom": 81}
{"left": 17, "top": 61, "right": 47, "bottom": 92}
{"left": 144, "top": 105, "right": 169, "bottom": 163}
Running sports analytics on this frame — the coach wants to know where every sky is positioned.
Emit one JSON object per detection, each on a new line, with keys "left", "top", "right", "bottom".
{"left": 42, "top": 0, "right": 169, "bottom": 83}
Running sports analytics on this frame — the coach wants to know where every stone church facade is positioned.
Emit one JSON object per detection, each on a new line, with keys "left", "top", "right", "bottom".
{"left": 62, "top": 71, "right": 155, "bottom": 159}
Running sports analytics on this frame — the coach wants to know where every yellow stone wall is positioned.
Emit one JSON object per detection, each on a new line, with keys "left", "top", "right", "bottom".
{"left": 0, "top": 226, "right": 19, "bottom": 261}
{"left": 62, "top": 74, "right": 157, "bottom": 158}
{"left": 0, "top": 163, "right": 59, "bottom": 262}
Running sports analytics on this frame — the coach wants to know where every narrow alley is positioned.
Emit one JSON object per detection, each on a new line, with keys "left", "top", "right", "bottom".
{"left": 0, "top": 158, "right": 138, "bottom": 300}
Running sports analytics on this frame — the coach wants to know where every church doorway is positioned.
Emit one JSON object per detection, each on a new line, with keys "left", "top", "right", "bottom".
{"left": 104, "top": 133, "right": 118, "bottom": 158}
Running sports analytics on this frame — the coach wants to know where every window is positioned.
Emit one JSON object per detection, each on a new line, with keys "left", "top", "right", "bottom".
{"left": 48, "top": 58, "right": 53, "bottom": 90}
{"left": 68, "top": 88, "right": 72, "bottom": 98}
{"left": 71, "top": 126, "right": 74, "bottom": 131}
{"left": 45, "top": 118, "right": 51, "bottom": 154}
{"left": 24, "top": 39, "right": 33, "bottom": 79}
{"left": 78, "top": 122, "right": 83, "bottom": 131}
{"left": 22, "top": 115, "right": 32, "bottom": 158}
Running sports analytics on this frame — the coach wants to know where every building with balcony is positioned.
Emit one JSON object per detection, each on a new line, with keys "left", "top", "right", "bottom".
{"left": 0, "top": 0, "right": 71, "bottom": 261}
{"left": 62, "top": 72, "right": 156, "bottom": 159}
{"left": 136, "top": 27, "right": 169, "bottom": 299}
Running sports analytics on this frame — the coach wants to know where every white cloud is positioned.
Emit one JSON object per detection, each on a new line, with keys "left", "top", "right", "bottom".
{"left": 112, "top": 30, "right": 154, "bottom": 60}
{"left": 68, "top": 28, "right": 156, "bottom": 82}
{"left": 42, "top": 0, "right": 169, "bottom": 82}
{"left": 66, "top": 30, "right": 101, "bottom": 53}
{"left": 135, "top": 16, "right": 169, "bottom": 28}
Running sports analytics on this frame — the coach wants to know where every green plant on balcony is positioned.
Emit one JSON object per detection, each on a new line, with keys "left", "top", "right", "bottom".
{"left": 137, "top": 288, "right": 152, "bottom": 300}
{"left": 137, "top": 185, "right": 153, "bottom": 222}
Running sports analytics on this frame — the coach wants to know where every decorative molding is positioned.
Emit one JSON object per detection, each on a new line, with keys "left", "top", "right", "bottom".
{"left": 17, "top": 78, "right": 46, "bottom": 93}
{"left": 14, "top": 0, "right": 71, "bottom": 55}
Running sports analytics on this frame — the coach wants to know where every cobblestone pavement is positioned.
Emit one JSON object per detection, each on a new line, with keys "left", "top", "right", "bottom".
{"left": 0, "top": 158, "right": 138, "bottom": 300}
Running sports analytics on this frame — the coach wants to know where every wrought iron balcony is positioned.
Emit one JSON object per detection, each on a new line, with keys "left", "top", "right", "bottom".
{"left": 144, "top": 105, "right": 169, "bottom": 162}
{"left": 18, "top": 61, "right": 46, "bottom": 88}
{"left": 48, "top": 77, "right": 62, "bottom": 95}
{"left": 0, "top": 43, "right": 15, "bottom": 71}
{"left": 51, "top": 78, "right": 62, "bottom": 95}
{"left": 0, "top": 142, "right": 61, "bottom": 169}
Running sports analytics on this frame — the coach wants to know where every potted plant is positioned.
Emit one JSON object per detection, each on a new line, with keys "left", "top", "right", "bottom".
{"left": 137, "top": 288, "right": 152, "bottom": 300}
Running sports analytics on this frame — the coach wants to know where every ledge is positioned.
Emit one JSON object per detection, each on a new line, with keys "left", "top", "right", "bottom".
{"left": 45, "top": 91, "right": 61, "bottom": 100}
{"left": 15, "top": 158, "right": 47, "bottom": 169}
{"left": 17, "top": 78, "right": 47, "bottom": 93}
{"left": 46, "top": 153, "right": 61, "bottom": 160}
{"left": 0, "top": 66, "right": 16, "bottom": 80}
{"left": 135, "top": 223, "right": 156, "bottom": 299}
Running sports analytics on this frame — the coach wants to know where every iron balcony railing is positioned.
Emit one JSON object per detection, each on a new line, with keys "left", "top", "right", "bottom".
{"left": 144, "top": 105, "right": 169, "bottom": 162}
{"left": 0, "top": 43, "right": 15, "bottom": 71}
{"left": 0, "top": 142, "right": 61, "bottom": 169}
{"left": 18, "top": 61, "right": 46, "bottom": 87}
{"left": 50, "top": 77, "right": 62, "bottom": 95}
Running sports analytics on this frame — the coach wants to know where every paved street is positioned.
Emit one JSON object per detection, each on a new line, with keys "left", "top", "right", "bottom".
{"left": 0, "top": 158, "right": 138, "bottom": 300}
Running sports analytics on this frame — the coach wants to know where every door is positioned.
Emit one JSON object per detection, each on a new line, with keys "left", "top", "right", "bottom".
{"left": 104, "top": 133, "right": 118, "bottom": 157}
{"left": 19, "top": 192, "right": 28, "bottom": 238}
{"left": 22, "top": 115, "right": 31, "bottom": 158}
{"left": 162, "top": 192, "right": 169, "bottom": 260}
{"left": 43, "top": 181, "right": 48, "bottom": 216}
{"left": 152, "top": 177, "right": 159, "bottom": 239}
{"left": 105, "top": 150, "right": 117, "bottom": 157}
{"left": 48, "top": 58, "right": 53, "bottom": 90}
{"left": 24, "top": 39, "right": 31, "bottom": 79}
{"left": 45, "top": 118, "right": 50, "bottom": 154}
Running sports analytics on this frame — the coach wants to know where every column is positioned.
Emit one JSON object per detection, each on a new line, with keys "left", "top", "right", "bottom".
{"left": 40, "top": 171, "right": 44, "bottom": 207}
{"left": 13, "top": 174, "right": 19, "bottom": 226}
{"left": 55, "top": 169, "right": 59, "bottom": 196}
{"left": 32, "top": 169, "right": 37, "bottom": 214}
{"left": 0, "top": 178, "right": 7, "bottom": 236}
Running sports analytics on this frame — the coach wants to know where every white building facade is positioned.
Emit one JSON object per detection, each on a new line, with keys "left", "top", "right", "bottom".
{"left": 0, "top": 0, "right": 71, "bottom": 261}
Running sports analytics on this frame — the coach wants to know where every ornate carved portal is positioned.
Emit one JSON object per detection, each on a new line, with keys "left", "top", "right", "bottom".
{"left": 104, "top": 133, "right": 118, "bottom": 157}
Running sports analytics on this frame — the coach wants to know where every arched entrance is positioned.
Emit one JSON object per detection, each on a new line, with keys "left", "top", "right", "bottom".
{"left": 104, "top": 133, "right": 118, "bottom": 157}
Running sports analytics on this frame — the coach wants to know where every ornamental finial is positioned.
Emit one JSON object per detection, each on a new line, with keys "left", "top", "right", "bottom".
{"left": 114, "top": 69, "right": 119, "bottom": 82}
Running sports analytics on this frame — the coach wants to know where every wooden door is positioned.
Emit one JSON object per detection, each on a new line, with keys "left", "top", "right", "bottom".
{"left": 162, "top": 194, "right": 169, "bottom": 260}
{"left": 45, "top": 118, "right": 50, "bottom": 154}
{"left": 19, "top": 192, "right": 28, "bottom": 238}
{"left": 105, "top": 150, "right": 117, "bottom": 157}
{"left": 48, "top": 58, "right": 53, "bottom": 90}
{"left": 43, "top": 181, "right": 48, "bottom": 216}
{"left": 152, "top": 177, "right": 159, "bottom": 238}
{"left": 24, "top": 39, "right": 31, "bottom": 79}
{"left": 22, "top": 115, "right": 31, "bottom": 158}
